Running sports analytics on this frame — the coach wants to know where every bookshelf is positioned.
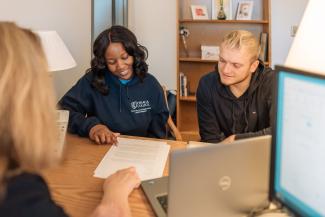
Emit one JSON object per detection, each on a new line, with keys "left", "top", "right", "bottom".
{"left": 177, "top": 0, "right": 271, "bottom": 141}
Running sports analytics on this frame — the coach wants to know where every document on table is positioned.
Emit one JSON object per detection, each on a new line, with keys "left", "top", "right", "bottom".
{"left": 94, "top": 137, "right": 170, "bottom": 181}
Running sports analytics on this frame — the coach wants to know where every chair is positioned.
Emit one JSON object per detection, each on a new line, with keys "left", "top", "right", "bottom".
{"left": 162, "top": 86, "right": 183, "bottom": 141}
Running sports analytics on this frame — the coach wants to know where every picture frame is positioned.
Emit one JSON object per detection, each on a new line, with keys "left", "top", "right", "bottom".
{"left": 236, "top": 1, "right": 254, "bottom": 20}
{"left": 201, "top": 45, "right": 220, "bottom": 61}
{"left": 211, "top": 0, "right": 233, "bottom": 20}
{"left": 190, "top": 5, "right": 209, "bottom": 20}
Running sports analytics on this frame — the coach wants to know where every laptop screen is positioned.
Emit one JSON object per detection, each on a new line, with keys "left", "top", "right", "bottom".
{"left": 272, "top": 66, "right": 325, "bottom": 216}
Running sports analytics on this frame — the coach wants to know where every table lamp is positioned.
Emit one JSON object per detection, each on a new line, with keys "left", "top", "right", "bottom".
{"left": 35, "top": 30, "right": 75, "bottom": 155}
{"left": 35, "top": 31, "right": 76, "bottom": 72}
{"left": 285, "top": 0, "right": 325, "bottom": 75}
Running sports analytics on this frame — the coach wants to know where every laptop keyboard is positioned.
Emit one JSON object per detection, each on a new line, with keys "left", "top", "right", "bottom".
{"left": 157, "top": 194, "right": 168, "bottom": 213}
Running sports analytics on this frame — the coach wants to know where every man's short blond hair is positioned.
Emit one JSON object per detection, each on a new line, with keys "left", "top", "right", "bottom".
{"left": 221, "top": 30, "right": 260, "bottom": 60}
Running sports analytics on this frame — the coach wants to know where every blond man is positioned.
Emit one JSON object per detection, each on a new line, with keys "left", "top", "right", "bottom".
{"left": 196, "top": 30, "right": 273, "bottom": 143}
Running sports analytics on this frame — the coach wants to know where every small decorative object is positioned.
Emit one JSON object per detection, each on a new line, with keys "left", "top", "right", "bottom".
{"left": 217, "top": 0, "right": 227, "bottom": 20}
{"left": 179, "top": 26, "right": 190, "bottom": 57}
{"left": 190, "top": 5, "right": 209, "bottom": 20}
{"left": 201, "top": 45, "right": 220, "bottom": 61}
{"left": 236, "top": 1, "right": 254, "bottom": 20}
{"left": 211, "top": 0, "right": 233, "bottom": 20}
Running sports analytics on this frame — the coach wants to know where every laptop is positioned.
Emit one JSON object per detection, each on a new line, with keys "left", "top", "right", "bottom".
{"left": 269, "top": 66, "right": 325, "bottom": 216}
{"left": 141, "top": 135, "right": 271, "bottom": 217}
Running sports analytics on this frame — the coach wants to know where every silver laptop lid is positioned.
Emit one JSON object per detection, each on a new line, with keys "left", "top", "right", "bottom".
{"left": 168, "top": 135, "right": 271, "bottom": 217}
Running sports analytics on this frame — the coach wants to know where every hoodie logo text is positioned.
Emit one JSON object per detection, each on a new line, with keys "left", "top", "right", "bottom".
{"left": 130, "top": 100, "right": 151, "bottom": 114}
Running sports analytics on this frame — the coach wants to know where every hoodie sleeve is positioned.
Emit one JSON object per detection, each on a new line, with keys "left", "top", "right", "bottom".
{"left": 235, "top": 127, "right": 271, "bottom": 140}
{"left": 197, "top": 77, "right": 225, "bottom": 143}
{"left": 147, "top": 84, "right": 169, "bottom": 138}
{"left": 58, "top": 75, "right": 101, "bottom": 137}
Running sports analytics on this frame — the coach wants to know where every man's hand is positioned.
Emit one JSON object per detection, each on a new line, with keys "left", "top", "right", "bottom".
{"left": 89, "top": 124, "right": 120, "bottom": 145}
{"left": 221, "top": 135, "right": 236, "bottom": 144}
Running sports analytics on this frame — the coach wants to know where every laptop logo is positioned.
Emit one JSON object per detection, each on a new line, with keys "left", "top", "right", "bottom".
{"left": 218, "top": 176, "right": 231, "bottom": 191}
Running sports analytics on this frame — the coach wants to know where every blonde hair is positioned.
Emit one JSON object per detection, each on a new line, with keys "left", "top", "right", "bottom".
{"left": 221, "top": 30, "right": 260, "bottom": 60}
{"left": 0, "top": 22, "right": 59, "bottom": 195}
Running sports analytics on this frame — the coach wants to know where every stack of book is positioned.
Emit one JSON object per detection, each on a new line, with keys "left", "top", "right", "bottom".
{"left": 179, "top": 72, "right": 188, "bottom": 97}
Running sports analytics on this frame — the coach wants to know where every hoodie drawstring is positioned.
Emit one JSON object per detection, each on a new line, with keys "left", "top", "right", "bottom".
{"left": 126, "top": 86, "right": 130, "bottom": 100}
{"left": 119, "top": 84, "right": 122, "bottom": 112}
{"left": 231, "top": 99, "right": 249, "bottom": 134}
{"left": 231, "top": 102, "right": 236, "bottom": 134}
{"left": 243, "top": 98, "right": 249, "bottom": 132}
{"left": 119, "top": 84, "right": 130, "bottom": 113}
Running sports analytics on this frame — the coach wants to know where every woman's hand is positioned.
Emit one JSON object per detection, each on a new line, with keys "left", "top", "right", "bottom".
{"left": 92, "top": 167, "right": 140, "bottom": 217}
{"left": 89, "top": 124, "right": 120, "bottom": 145}
{"left": 102, "top": 167, "right": 141, "bottom": 203}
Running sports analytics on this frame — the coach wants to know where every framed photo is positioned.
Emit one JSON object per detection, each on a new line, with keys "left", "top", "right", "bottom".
{"left": 190, "top": 5, "right": 209, "bottom": 20}
{"left": 236, "top": 1, "right": 254, "bottom": 20}
{"left": 211, "top": 0, "right": 233, "bottom": 20}
{"left": 201, "top": 45, "right": 220, "bottom": 61}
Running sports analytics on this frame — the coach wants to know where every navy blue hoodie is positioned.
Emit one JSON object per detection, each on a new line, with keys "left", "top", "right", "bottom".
{"left": 58, "top": 70, "right": 169, "bottom": 138}
{"left": 196, "top": 62, "right": 273, "bottom": 143}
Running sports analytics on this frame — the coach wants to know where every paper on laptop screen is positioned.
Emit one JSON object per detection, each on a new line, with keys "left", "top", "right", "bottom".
{"left": 187, "top": 141, "right": 219, "bottom": 149}
{"left": 94, "top": 137, "right": 170, "bottom": 181}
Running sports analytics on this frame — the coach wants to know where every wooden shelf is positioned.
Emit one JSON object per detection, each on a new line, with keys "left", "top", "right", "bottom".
{"left": 180, "top": 131, "right": 200, "bottom": 142}
{"left": 179, "top": 57, "right": 217, "bottom": 63}
{"left": 179, "top": 95, "right": 196, "bottom": 102}
{"left": 179, "top": 19, "right": 269, "bottom": 24}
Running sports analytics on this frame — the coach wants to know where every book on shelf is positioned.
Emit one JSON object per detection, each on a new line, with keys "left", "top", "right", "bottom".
{"left": 179, "top": 72, "right": 189, "bottom": 97}
{"left": 259, "top": 32, "right": 268, "bottom": 62}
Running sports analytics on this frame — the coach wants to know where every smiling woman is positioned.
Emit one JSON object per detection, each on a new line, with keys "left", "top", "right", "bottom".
{"left": 58, "top": 25, "right": 169, "bottom": 145}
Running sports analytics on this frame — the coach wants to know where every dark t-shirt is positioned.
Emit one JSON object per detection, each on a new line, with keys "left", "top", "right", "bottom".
{"left": 0, "top": 173, "right": 68, "bottom": 217}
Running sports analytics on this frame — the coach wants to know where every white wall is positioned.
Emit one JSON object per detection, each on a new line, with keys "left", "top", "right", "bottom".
{"left": 0, "top": 0, "right": 91, "bottom": 100}
{"left": 271, "top": 0, "right": 309, "bottom": 66}
{"left": 128, "top": 0, "right": 177, "bottom": 90}
{"left": 0, "top": 0, "right": 308, "bottom": 94}
{"left": 93, "top": 0, "right": 112, "bottom": 41}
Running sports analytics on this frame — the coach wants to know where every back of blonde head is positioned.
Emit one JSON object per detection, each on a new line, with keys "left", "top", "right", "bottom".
{"left": 0, "top": 22, "right": 59, "bottom": 194}
{"left": 221, "top": 30, "right": 260, "bottom": 60}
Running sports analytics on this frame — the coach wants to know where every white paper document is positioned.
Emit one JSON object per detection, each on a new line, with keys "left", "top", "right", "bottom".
{"left": 94, "top": 137, "right": 170, "bottom": 181}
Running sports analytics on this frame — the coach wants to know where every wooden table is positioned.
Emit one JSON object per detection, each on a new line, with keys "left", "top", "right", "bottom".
{"left": 42, "top": 134, "right": 187, "bottom": 217}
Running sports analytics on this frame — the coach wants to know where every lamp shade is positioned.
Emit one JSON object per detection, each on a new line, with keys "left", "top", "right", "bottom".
{"left": 35, "top": 31, "right": 76, "bottom": 72}
{"left": 285, "top": 0, "right": 325, "bottom": 75}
